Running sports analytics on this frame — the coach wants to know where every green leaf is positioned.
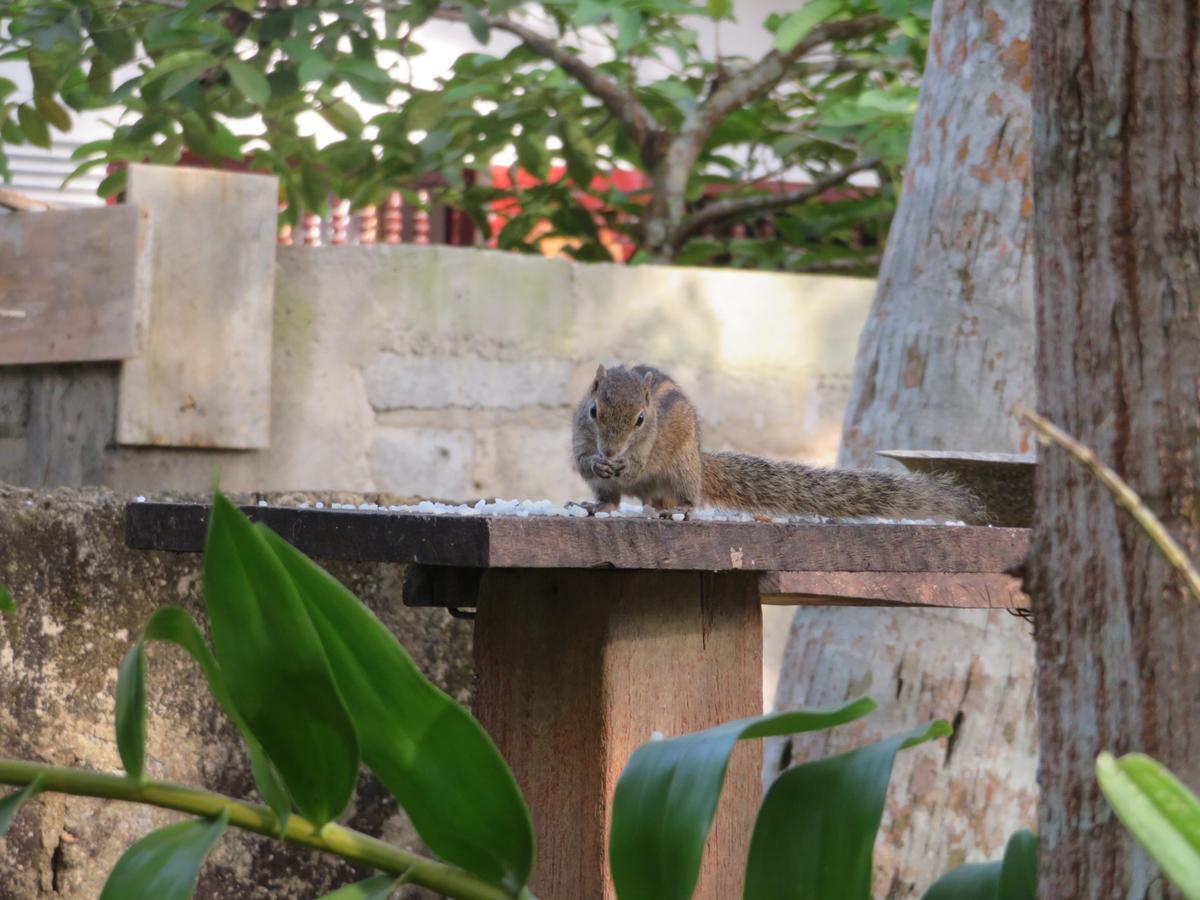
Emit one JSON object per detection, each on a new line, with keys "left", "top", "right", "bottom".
{"left": 773, "top": 0, "right": 845, "bottom": 52}
{"left": 921, "top": 830, "right": 1039, "bottom": 900}
{"left": 225, "top": 60, "right": 271, "bottom": 106}
{"left": 0, "top": 582, "right": 14, "bottom": 616}
{"left": 742, "top": 719, "right": 952, "bottom": 900}
{"left": 202, "top": 493, "right": 358, "bottom": 827}
{"left": 0, "top": 77, "right": 18, "bottom": 100}
{"left": 462, "top": 5, "right": 491, "bottom": 44}
{"left": 99, "top": 810, "right": 230, "bottom": 900}
{"left": 142, "top": 49, "right": 216, "bottom": 84}
{"left": 17, "top": 105, "right": 51, "bottom": 149}
{"left": 706, "top": 0, "right": 733, "bottom": 18}
{"left": 115, "top": 641, "right": 147, "bottom": 780}
{"left": 142, "top": 606, "right": 291, "bottom": 833}
{"left": 609, "top": 698, "right": 878, "bottom": 900}
{"left": 259, "top": 526, "right": 534, "bottom": 895}
{"left": 97, "top": 168, "right": 126, "bottom": 199}
{"left": 0, "top": 777, "right": 43, "bottom": 837}
{"left": 34, "top": 95, "right": 70, "bottom": 132}
{"left": 159, "top": 63, "right": 210, "bottom": 100}
{"left": 613, "top": 8, "right": 643, "bottom": 54}
{"left": 1097, "top": 752, "right": 1200, "bottom": 900}
{"left": 317, "top": 874, "right": 402, "bottom": 899}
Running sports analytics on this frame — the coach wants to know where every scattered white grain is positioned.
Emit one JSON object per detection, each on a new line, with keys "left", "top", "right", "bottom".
{"left": 650, "top": 731, "right": 665, "bottom": 742}
{"left": 257, "top": 500, "right": 268, "bottom": 507}
{"left": 136, "top": 495, "right": 146, "bottom": 503}
{"left": 671, "top": 513, "right": 686, "bottom": 522}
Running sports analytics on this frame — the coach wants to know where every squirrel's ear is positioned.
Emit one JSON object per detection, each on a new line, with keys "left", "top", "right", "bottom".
{"left": 592, "top": 364, "right": 606, "bottom": 393}
{"left": 642, "top": 370, "right": 654, "bottom": 400}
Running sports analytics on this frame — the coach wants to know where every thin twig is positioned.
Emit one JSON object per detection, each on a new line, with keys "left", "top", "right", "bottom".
{"left": 671, "top": 157, "right": 880, "bottom": 245}
{"left": 1016, "top": 405, "right": 1200, "bottom": 606}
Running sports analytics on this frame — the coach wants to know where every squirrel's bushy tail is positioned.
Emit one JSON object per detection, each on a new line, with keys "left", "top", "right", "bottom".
{"left": 700, "top": 451, "right": 985, "bottom": 523}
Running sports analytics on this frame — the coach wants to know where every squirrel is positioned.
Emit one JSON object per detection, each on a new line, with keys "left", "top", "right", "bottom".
{"left": 571, "top": 364, "right": 985, "bottom": 523}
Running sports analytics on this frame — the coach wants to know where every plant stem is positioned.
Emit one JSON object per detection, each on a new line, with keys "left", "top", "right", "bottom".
{"left": 1017, "top": 404, "right": 1200, "bottom": 606}
{"left": 0, "top": 759, "right": 519, "bottom": 900}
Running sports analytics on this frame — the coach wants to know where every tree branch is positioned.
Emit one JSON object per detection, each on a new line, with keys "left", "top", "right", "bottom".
{"left": 0, "top": 759, "right": 519, "bottom": 900}
{"left": 671, "top": 157, "right": 880, "bottom": 246}
{"left": 646, "top": 14, "right": 891, "bottom": 253}
{"left": 687, "top": 15, "right": 891, "bottom": 152}
{"left": 434, "top": 7, "right": 663, "bottom": 166}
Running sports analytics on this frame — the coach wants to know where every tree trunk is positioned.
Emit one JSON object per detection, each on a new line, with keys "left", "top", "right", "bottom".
{"left": 1029, "top": 2, "right": 1200, "bottom": 897}
{"left": 769, "top": 1, "right": 1039, "bottom": 895}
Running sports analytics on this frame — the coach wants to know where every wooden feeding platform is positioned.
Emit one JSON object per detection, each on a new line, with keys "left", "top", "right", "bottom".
{"left": 125, "top": 501, "right": 1031, "bottom": 900}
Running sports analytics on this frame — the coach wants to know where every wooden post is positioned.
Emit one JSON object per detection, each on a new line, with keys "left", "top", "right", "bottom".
{"left": 473, "top": 570, "right": 763, "bottom": 900}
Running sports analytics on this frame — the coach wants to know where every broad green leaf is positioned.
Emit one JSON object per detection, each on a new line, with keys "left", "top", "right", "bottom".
{"left": 772, "top": 0, "right": 845, "bottom": 52}
{"left": 115, "top": 641, "right": 147, "bottom": 780}
{"left": 142, "top": 606, "right": 291, "bottom": 833}
{"left": 17, "top": 105, "right": 51, "bottom": 148}
{"left": 225, "top": 60, "right": 271, "bottom": 106}
{"left": 159, "top": 63, "right": 209, "bottom": 101}
{"left": 1097, "top": 752, "right": 1200, "bottom": 900}
{"left": 613, "top": 8, "right": 643, "bottom": 54}
{"left": 97, "top": 168, "right": 126, "bottom": 199}
{"left": 743, "top": 719, "right": 952, "bottom": 900}
{"left": 463, "top": 5, "right": 491, "bottom": 44}
{"left": 0, "top": 777, "right": 43, "bottom": 837}
{"left": 99, "top": 810, "right": 230, "bottom": 900}
{"left": 317, "top": 874, "right": 402, "bottom": 899}
{"left": 203, "top": 494, "right": 358, "bottom": 827}
{"left": 610, "top": 698, "right": 877, "bottom": 900}
{"left": 34, "top": 95, "right": 70, "bottom": 132}
{"left": 0, "top": 582, "right": 14, "bottom": 615}
{"left": 259, "top": 527, "right": 534, "bottom": 895}
{"left": 921, "top": 829, "right": 1038, "bottom": 900}
{"left": 707, "top": 0, "right": 733, "bottom": 20}
{"left": 142, "top": 50, "right": 216, "bottom": 84}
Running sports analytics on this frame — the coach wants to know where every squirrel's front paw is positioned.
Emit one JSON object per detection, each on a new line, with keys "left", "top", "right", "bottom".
{"left": 590, "top": 454, "right": 623, "bottom": 479}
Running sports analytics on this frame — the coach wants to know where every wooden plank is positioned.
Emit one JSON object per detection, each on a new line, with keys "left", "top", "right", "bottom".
{"left": 125, "top": 502, "right": 490, "bottom": 567}
{"left": 116, "top": 164, "right": 278, "bottom": 449}
{"left": 483, "top": 519, "right": 1029, "bottom": 573}
{"left": 758, "top": 571, "right": 1029, "bottom": 608}
{"left": 0, "top": 206, "right": 150, "bottom": 364}
{"left": 473, "top": 569, "right": 762, "bottom": 899}
{"left": 126, "top": 501, "right": 1031, "bottom": 575}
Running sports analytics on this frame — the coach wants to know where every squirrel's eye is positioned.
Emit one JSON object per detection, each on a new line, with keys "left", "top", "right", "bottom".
{"left": 589, "top": 402, "right": 597, "bottom": 419}
{"left": 635, "top": 412, "right": 645, "bottom": 427}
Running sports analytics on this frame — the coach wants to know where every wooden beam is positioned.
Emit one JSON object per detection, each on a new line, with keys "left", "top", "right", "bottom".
{"left": 116, "top": 164, "right": 277, "bottom": 449}
{"left": 758, "top": 571, "right": 1029, "bottom": 608}
{"left": 125, "top": 502, "right": 1032, "bottom": 575}
{"left": 0, "top": 205, "right": 151, "bottom": 364}
{"left": 474, "top": 569, "right": 762, "bottom": 898}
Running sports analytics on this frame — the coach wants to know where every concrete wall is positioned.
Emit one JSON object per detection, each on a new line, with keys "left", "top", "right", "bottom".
{"left": 0, "top": 245, "right": 875, "bottom": 503}
{"left": 0, "top": 485, "right": 471, "bottom": 899}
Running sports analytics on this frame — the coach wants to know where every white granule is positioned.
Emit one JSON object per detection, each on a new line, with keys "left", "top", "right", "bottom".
{"left": 234, "top": 496, "right": 963, "bottom": 526}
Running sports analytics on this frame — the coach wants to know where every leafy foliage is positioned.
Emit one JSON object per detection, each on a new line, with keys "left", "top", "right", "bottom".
{"left": 0, "top": 0, "right": 929, "bottom": 268}
{"left": 99, "top": 810, "right": 231, "bottom": 900}
{"left": 609, "top": 699, "right": 879, "bottom": 900}
{"left": 921, "top": 829, "right": 1039, "bottom": 900}
{"left": 744, "top": 720, "right": 952, "bottom": 900}
{"left": 1097, "top": 753, "right": 1200, "bottom": 900}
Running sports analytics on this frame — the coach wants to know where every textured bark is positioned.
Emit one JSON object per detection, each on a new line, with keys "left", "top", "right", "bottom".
{"left": 770, "top": 0, "right": 1039, "bottom": 895}
{"left": 1030, "top": 2, "right": 1200, "bottom": 897}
